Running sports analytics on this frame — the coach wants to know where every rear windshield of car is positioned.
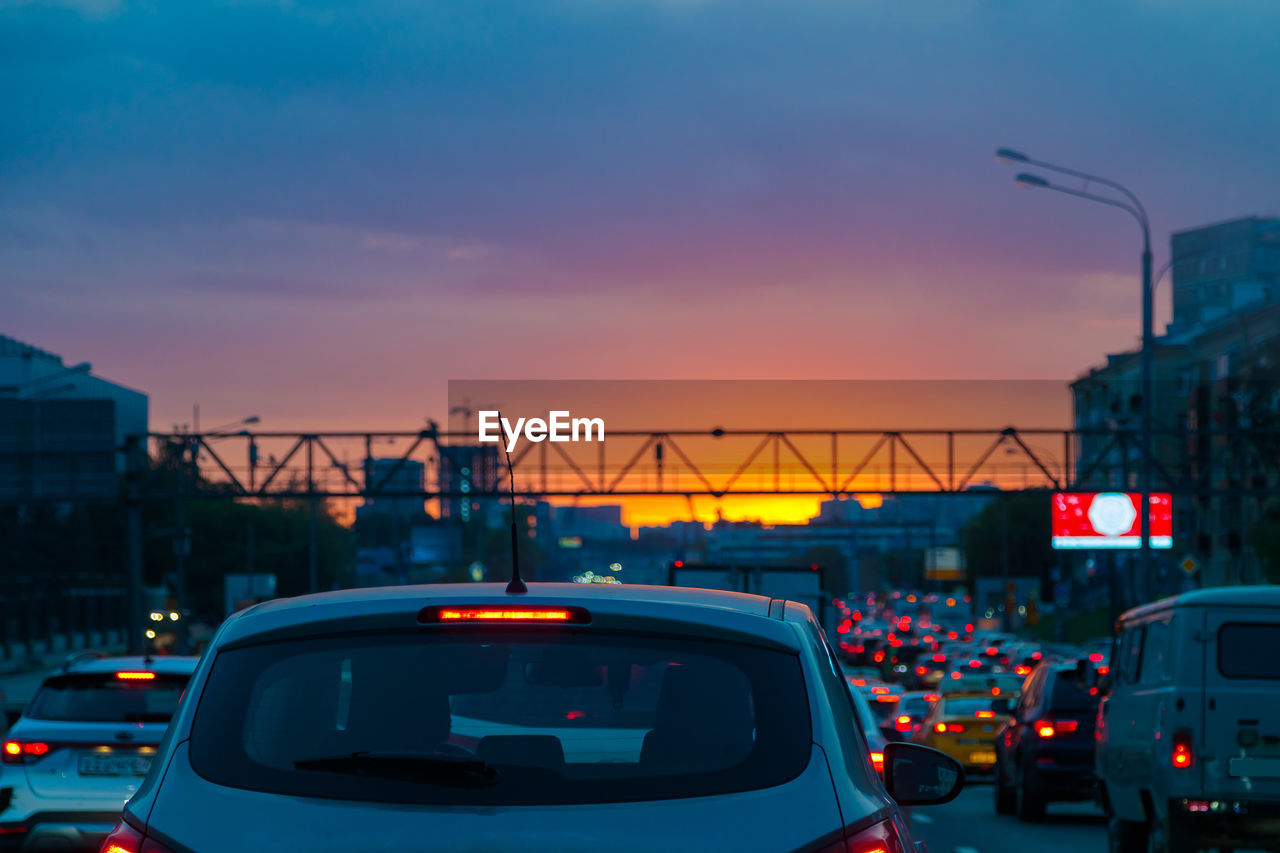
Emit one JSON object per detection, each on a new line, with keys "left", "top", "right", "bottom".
{"left": 943, "top": 697, "right": 997, "bottom": 716}
{"left": 189, "top": 630, "right": 811, "bottom": 805}
{"left": 1219, "top": 623, "right": 1280, "bottom": 679}
{"left": 26, "top": 673, "right": 189, "bottom": 723}
{"left": 1047, "top": 670, "right": 1100, "bottom": 711}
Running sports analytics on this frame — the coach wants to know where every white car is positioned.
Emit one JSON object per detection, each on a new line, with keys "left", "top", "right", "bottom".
{"left": 0, "top": 654, "right": 198, "bottom": 851}
{"left": 103, "top": 583, "right": 964, "bottom": 852}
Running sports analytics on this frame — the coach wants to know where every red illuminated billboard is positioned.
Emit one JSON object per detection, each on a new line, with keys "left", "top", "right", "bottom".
{"left": 1051, "top": 492, "right": 1172, "bottom": 550}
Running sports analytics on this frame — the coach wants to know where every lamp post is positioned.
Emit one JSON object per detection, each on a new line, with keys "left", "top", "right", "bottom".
{"left": 175, "top": 414, "right": 260, "bottom": 653}
{"left": 995, "top": 148, "right": 1155, "bottom": 600}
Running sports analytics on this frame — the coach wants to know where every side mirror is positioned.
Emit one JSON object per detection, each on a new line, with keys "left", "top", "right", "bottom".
{"left": 882, "top": 742, "right": 964, "bottom": 806}
{"left": 991, "top": 697, "right": 1014, "bottom": 715}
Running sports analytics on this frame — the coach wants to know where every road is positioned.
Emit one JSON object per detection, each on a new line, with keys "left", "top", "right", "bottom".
{"left": 907, "top": 782, "right": 1107, "bottom": 853}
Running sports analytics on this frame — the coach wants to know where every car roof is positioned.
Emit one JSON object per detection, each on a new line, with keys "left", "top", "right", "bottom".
{"left": 1122, "top": 585, "right": 1280, "bottom": 621}
{"left": 60, "top": 655, "right": 200, "bottom": 676}
{"left": 217, "top": 582, "right": 804, "bottom": 652}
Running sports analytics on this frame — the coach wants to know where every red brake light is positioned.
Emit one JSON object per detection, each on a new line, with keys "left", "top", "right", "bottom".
{"left": 916, "top": 666, "right": 928, "bottom": 675}
{"left": 673, "top": 560, "right": 683, "bottom": 568}
{"left": 1097, "top": 666, "right": 1110, "bottom": 675}
{"left": 934, "top": 722, "right": 947, "bottom": 733}
{"left": 419, "top": 606, "right": 589, "bottom": 624}
{"left": 816, "top": 816, "right": 907, "bottom": 853}
{"left": 1035, "top": 719, "right": 1078, "bottom": 738}
{"left": 1173, "top": 729, "right": 1194, "bottom": 768}
{"left": 101, "top": 819, "right": 177, "bottom": 853}
{"left": 2, "top": 740, "right": 49, "bottom": 764}
{"left": 876, "top": 694, "right": 900, "bottom": 703}
{"left": 895, "top": 715, "right": 913, "bottom": 731}
{"left": 968, "top": 659, "right": 981, "bottom": 668}
{"left": 1089, "top": 653, "right": 1104, "bottom": 662}
{"left": 976, "top": 710, "right": 995, "bottom": 718}
{"left": 871, "top": 686, "right": 889, "bottom": 695}
{"left": 985, "top": 646, "right": 999, "bottom": 655}
{"left": 870, "top": 751, "right": 884, "bottom": 773}
{"left": 1015, "top": 665, "right": 1031, "bottom": 675}
{"left": 923, "top": 693, "right": 940, "bottom": 702}
{"left": 946, "top": 723, "right": 966, "bottom": 733}
{"left": 932, "top": 653, "right": 946, "bottom": 663}
{"left": 1031, "top": 651, "right": 1042, "bottom": 660}
{"left": 116, "top": 671, "right": 156, "bottom": 681}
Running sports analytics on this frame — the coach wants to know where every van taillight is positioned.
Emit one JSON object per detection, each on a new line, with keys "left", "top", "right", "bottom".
{"left": 1172, "top": 730, "right": 1194, "bottom": 769}
{"left": 817, "top": 816, "right": 909, "bottom": 853}
{"left": 100, "top": 820, "right": 176, "bottom": 853}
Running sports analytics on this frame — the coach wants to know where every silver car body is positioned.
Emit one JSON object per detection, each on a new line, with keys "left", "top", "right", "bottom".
{"left": 123, "top": 583, "right": 923, "bottom": 852}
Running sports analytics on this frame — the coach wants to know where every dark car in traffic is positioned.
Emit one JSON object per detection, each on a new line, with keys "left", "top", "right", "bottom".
{"left": 993, "top": 660, "right": 1100, "bottom": 821}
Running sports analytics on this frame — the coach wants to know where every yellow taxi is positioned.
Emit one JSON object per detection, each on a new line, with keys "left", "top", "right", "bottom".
{"left": 913, "top": 692, "right": 1010, "bottom": 774}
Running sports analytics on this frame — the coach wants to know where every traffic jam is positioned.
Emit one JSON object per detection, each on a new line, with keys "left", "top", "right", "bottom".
{"left": 0, "top": 580, "right": 1273, "bottom": 852}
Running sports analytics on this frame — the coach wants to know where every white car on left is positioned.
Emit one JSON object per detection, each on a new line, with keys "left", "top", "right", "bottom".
{"left": 0, "top": 654, "right": 198, "bottom": 852}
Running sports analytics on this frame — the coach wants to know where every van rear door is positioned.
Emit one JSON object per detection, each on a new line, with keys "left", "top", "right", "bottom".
{"left": 1204, "top": 611, "right": 1280, "bottom": 798}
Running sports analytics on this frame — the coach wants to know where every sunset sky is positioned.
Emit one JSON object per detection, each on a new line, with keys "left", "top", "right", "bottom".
{"left": 6, "top": 0, "right": 1280, "bottom": 448}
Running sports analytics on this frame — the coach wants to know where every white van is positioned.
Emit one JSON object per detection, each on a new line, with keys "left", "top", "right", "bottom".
{"left": 1097, "top": 586, "right": 1280, "bottom": 853}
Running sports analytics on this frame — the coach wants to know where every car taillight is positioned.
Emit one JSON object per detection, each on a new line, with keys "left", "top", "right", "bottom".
{"left": 916, "top": 666, "right": 928, "bottom": 675}
{"left": 976, "top": 710, "right": 995, "bottom": 719}
{"left": 870, "top": 751, "right": 884, "bottom": 773}
{"left": 2, "top": 740, "right": 50, "bottom": 764}
{"left": 1034, "top": 719, "right": 1078, "bottom": 738}
{"left": 816, "top": 816, "right": 910, "bottom": 853}
{"left": 895, "top": 715, "right": 913, "bottom": 731}
{"left": 936, "top": 722, "right": 965, "bottom": 733}
{"left": 1015, "top": 665, "right": 1031, "bottom": 676}
{"left": 100, "top": 820, "right": 176, "bottom": 853}
{"left": 932, "top": 653, "right": 946, "bottom": 663}
{"left": 1172, "top": 729, "right": 1194, "bottom": 768}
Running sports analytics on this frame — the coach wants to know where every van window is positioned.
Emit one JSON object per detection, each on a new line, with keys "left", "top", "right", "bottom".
{"left": 1139, "top": 620, "right": 1170, "bottom": 684}
{"left": 1119, "top": 627, "right": 1145, "bottom": 685}
{"left": 1219, "top": 623, "right": 1280, "bottom": 680}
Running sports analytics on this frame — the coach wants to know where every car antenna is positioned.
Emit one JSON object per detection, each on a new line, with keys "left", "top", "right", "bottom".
{"left": 501, "top": 413, "right": 527, "bottom": 594}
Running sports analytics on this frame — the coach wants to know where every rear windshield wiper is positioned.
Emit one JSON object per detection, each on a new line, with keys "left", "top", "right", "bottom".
{"left": 293, "top": 752, "right": 500, "bottom": 787}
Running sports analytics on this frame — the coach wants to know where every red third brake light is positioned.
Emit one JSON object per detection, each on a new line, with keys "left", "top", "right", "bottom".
{"left": 116, "top": 672, "right": 156, "bottom": 681}
{"left": 419, "top": 606, "right": 590, "bottom": 624}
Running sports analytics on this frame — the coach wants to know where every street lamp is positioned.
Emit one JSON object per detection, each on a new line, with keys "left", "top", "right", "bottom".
{"left": 174, "top": 413, "right": 260, "bottom": 654}
{"left": 996, "top": 147, "right": 1155, "bottom": 601}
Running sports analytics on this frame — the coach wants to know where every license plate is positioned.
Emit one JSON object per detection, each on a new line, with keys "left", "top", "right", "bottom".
{"left": 970, "top": 751, "right": 996, "bottom": 764}
{"left": 78, "top": 753, "right": 151, "bottom": 777}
